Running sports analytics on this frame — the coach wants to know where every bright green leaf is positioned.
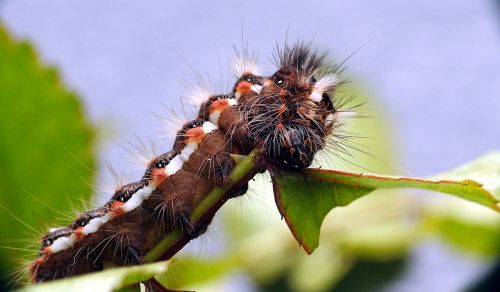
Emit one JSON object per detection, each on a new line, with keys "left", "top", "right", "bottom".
{"left": 156, "top": 257, "right": 235, "bottom": 290}
{"left": 272, "top": 172, "right": 372, "bottom": 253}
{"left": 17, "top": 261, "right": 169, "bottom": 292}
{"left": 0, "top": 24, "right": 96, "bottom": 283}
{"left": 273, "top": 152, "right": 500, "bottom": 254}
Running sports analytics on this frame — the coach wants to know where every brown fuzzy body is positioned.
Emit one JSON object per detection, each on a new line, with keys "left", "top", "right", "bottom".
{"left": 29, "top": 42, "right": 346, "bottom": 284}
{"left": 30, "top": 249, "right": 100, "bottom": 283}
{"left": 30, "top": 228, "right": 102, "bottom": 283}
{"left": 150, "top": 169, "right": 214, "bottom": 217}
{"left": 98, "top": 207, "right": 166, "bottom": 265}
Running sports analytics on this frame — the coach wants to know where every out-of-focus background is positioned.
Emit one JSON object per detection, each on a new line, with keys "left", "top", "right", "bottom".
{"left": 1, "top": 0, "right": 499, "bottom": 291}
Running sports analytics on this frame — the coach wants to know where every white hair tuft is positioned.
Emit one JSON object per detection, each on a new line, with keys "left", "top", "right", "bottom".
{"left": 309, "top": 74, "right": 337, "bottom": 102}
{"left": 164, "top": 114, "right": 187, "bottom": 141}
{"left": 314, "top": 74, "right": 337, "bottom": 93}
{"left": 185, "top": 86, "right": 215, "bottom": 108}
{"left": 232, "top": 53, "right": 259, "bottom": 77}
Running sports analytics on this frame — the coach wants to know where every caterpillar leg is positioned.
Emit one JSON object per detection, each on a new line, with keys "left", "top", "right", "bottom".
{"left": 178, "top": 211, "right": 212, "bottom": 239}
{"left": 123, "top": 245, "right": 142, "bottom": 265}
{"left": 213, "top": 152, "right": 235, "bottom": 186}
{"left": 227, "top": 183, "right": 248, "bottom": 199}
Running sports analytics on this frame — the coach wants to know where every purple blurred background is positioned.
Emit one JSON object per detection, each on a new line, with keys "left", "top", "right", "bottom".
{"left": 2, "top": 0, "right": 499, "bottom": 291}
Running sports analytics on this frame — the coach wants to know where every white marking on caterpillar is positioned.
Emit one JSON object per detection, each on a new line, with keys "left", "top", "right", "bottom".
{"left": 202, "top": 121, "right": 218, "bottom": 133}
{"left": 208, "top": 98, "right": 237, "bottom": 124}
{"left": 165, "top": 121, "right": 219, "bottom": 176}
{"left": 122, "top": 184, "right": 157, "bottom": 213}
{"left": 165, "top": 155, "right": 184, "bottom": 175}
{"left": 252, "top": 84, "right": 263, "bottom": 94}
{"left": 180, "top": 142, "right": 198, "bottom": 162}
{"left": 48, "top": 227, "right": 65, "bottom": 233}
{"left": 82, "top": 214, "right": 111, "bottom": 236}
{"left": 309, "top": 74, "right": 337, "bottom": 102}
{"left": 44, "top": 182, "right": 156, "bottom": 255}
{"left": 50, "top": 235, "right": 76, "bottom": 254}
{"left": 209, "top": 111, "right": 222, "bottom": 125}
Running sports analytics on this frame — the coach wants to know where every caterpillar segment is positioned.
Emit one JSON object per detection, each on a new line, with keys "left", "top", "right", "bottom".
{"left": 30, "top": 227, "right": 102, "bottom": 283}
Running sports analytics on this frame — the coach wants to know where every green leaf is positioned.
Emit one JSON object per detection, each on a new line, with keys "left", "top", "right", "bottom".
{"left": 271, "top": 172, "right": 372, "bottom": 253}
{"left": 272, "top": 152, "right": 500, "bottom": 254}
{"left": 0, "top": 24, "right": 96, "bottom": 281}
{"left": 156, "top": 257, "right": 235, "bottom": 290}
{"left": 17, "top": 261, "right": 169, "bottom": 292}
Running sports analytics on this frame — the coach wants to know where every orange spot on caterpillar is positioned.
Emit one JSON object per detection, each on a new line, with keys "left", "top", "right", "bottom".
{"left": 278, "top": 104, "right": 287, "bottom": 115}
{"left": 209, "top": 99, "right": 229, "bottom": 113}
{"left": 151, "top": 168, "right": 167, "bottom": 182}
{"left": 74, "top": 228, "right": 85, "bottom": 241}
{"left": 35, "top": 255, "right": 46, "bottom": 265}
{"left": 185, "top": 127, "right": 206, "bottom": 144}
{"left": 110, "top": 201, "right": 125, "bottom": 217}
{"left": 30, "top": 257, "right": 46, "bottom": 283}
{"left": 42, "top": 246, "right": 52, "bottom": 256}
{"left": 276, "top": 123, "right": 285, "bottom": 131}
{"left": 236, "top": 80, "right": 252, "bottom": 94}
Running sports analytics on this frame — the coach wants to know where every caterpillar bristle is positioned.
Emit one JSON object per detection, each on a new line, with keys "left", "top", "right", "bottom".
{"left": 159, "top": 107, "right": 190, "bottom": 144}
{"left": 120, "top": 136, "right": 164, "bottom": 174}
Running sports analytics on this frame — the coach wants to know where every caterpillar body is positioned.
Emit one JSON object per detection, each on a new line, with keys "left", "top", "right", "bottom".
{"left": 28, "top": 42, "right": 349, "bottom": 285}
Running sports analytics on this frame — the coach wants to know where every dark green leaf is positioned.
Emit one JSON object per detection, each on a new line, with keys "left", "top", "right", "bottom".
{"left": 272, "top": 171, "right": 372, "bottom": 253}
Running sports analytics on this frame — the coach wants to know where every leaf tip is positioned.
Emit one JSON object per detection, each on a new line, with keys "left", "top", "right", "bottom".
{"left": 302, "top": 243, "right": 315, "bottom": 255}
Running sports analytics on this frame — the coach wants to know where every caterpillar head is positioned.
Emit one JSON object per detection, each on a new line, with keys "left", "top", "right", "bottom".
{"left": 247, "top": 43, "right": 338, "bottom": 168}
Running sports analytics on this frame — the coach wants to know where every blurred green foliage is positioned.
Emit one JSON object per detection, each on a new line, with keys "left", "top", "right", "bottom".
{"left": 0, "top": 24, "right": 96, "bottom": 287}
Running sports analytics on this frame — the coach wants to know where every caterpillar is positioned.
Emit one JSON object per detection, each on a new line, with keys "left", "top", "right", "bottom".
{"left": 27, "top": 42, "right": 351, "bottom": 286}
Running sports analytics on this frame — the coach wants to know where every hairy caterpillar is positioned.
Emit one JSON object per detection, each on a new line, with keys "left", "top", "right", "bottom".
{"left": 27, "top": 42, "right": 351, "bottom": 285}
